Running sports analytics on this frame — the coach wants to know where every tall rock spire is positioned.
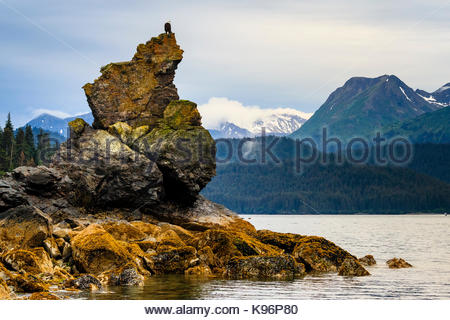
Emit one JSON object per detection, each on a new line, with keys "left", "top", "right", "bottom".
{"left": 83, "top": 33, "right": 184, "bottom": 129}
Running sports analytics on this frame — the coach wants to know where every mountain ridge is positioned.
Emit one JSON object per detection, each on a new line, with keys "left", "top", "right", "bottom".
{"left": 291, "top": 75, "right": 441, "bottom": 142}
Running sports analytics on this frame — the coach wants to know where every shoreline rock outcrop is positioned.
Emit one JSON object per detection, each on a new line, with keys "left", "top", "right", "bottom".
{"left": 0, "top": 33, "right": 372, "bottom": 299}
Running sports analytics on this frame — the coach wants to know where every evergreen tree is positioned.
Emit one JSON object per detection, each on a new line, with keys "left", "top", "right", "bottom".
{"left": 24, "top": 125, "right": 36, "bottom": 166}
{"left": 36, "top": 128, "right": 51, "bottom": 165}
{"left": 1, "top": 113, "right": 15, "bottom": 171}
{"left": 14, "top": 127, "right": 26, "bottom": 167}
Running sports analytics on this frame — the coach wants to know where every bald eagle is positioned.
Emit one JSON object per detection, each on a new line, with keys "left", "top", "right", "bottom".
{"left": 164, "top": 21, "right": 172, "bottom": 35}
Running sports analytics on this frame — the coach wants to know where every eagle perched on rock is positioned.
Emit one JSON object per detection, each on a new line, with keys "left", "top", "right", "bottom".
{"left": 164, "top": 21, "right": 172, "bottom": 35}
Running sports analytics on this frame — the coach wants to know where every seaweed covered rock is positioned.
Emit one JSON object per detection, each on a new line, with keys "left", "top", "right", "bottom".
{"left": 65, "top": 274, "right": 102, "bottom": 290}
{"left": 102, "top": 263, "right": 144, "bottom": 286}
{"left": 0, "top": 206, "right": 52, "bottom": 250}
{"left": 194, "top": 230, "right": 281, "bottom": 268}
{"left": 52, "top": 120, "right": 163, "bottom": 209}
{"left": 28, "top": 292, "right": 60, "bottom": 300}
{"left": 71, "top": 225, "right": 136, "bottom": 274}
{"left": 83, "top": 33, "right": 183, "bottom": 129}
{"left": 148, "top": 246, "right": 197, "bottom": 274}
{"left": 338, "top": 258, "right": 370, "bottom": 276}
{"left": 386, "top": 258, "right": 412, "bottom": 269}
{"left": 256, "top": 230, "right": 306, "bottom": 254}
{"left": 1, "top": 248, "right": 53, "bottom": 274}
{"left": 226, "top": 255, "right": 306, "bottom": 280}
{"left": 359, "top": 255, "right": 377, "bottom": 266}
{"left": 292, "top": 236, "right": 355, "bottom": 272}
{"left": 0, "top": 278, "right": 10, "bottom": 299}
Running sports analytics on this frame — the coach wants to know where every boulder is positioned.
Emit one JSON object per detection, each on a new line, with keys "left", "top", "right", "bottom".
{"left": 102, "top": 222, "right": 147, "bottom": 242}
{"left": 83, "top": 33, "right": 183, "bottom": 129}
{"left": 134, "top": 101, "right": 215, "bottom": 202}
{"left": 52, "top": 120, "right": 163, "bottom": 209}
{"left": 1, "top": 248, "right": 53, "bottom": 274}
{"left": 28, "top": 292, "right": 60, "bottom": 300}
{"left": 386, "top": 258, "right": 412, "bottom": 269}
{"left": 12, "top": 166, "right": 64, "bottom": 196}
{"left": 226, "top": 255, "right": 306, "bottom": 280}
{"left": 0, "top": 278, "right": 10, "bottom": 299}
{"left": 194, "top": 230, "right": 281, "bottom": 267}
{"left": 292, "top": 236, "right": 355, "bottom": 272}
{"left": 185, "top": 264, "right": 212, "bottom": 276}
{"left": 359, "top": 255, "right": 376, "bottom": 266}
{"left": 0, "top": 205, "right": 52, "bottom": 250}
{"left": 338, "top": 258, "right": 370, "bottom": 276}
{"left": 71, "top": 224, "right": 135, "bottom": 274}
{"left": 148, "top": 246, "right": 197, "bottom": 274}
{"left": 103, "top": 263, "right": 144, "bottom": 286}
{"left": 256, "top": 230, "right": 306, "bottom": 254}
{"left": 0, "top": 180, "right": 29, "bottom": 212}
{"left": 7, "top": 273, "right": 49, "bottom": 293}
{"left": 65, "top": 274, "right": 102, "bottom": 290}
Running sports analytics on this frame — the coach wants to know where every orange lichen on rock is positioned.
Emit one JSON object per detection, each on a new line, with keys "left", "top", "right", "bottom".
{"left": 71, "top": 224, "right": 136, "bottom": 274}
{"left": 292, "top": 236, "right": 356, "bottom": 272}
{"left": 84, "top": 33, "right": 184, "bottom": 129}
{"left": 28, "top": 292, "right": 60, "bottom": 300}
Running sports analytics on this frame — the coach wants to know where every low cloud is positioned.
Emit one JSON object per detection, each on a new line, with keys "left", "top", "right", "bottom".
{"left": 31, "top": 108, "right": 72, "bottom": 119}
{"left": 198, "top": 97, "right": 312, "bottom": 129}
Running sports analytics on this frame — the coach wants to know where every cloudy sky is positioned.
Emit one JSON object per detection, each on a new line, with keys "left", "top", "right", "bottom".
{"left": 1, "top": 0, "right": 449, "bottom": 127}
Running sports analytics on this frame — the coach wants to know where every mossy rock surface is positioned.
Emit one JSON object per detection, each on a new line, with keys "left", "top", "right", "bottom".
{"left": 163, "top": 100, "right": 202, "bottom": 129}
{"left": 292, "top": 236, "right": 356, "bottom": 272}
{"left": 71, "top": 224, "right": 136, "bottom": 274}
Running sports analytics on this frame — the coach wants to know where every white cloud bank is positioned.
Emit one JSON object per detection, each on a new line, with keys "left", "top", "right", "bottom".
{"left": 198, "top": 97, "right": 312, "bottom": 129}
{"left": 31, "top": 108, "right": 72, "bottom": 119}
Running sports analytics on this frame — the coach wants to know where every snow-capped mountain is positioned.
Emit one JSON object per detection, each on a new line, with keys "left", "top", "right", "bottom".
{"left": 249, "top": 112, "right": 308, "bottom": 135}
{"left": 26, "top": 112, "right": 94, "bottom": 137}
{"left": 416, "top": 82, "right": 450, "bottom": 107}
{"left": 209, "top": 122, "right": 252, "bottom": 139}
{"left": 208, "top": 111, "right": 311, "bottom": 139}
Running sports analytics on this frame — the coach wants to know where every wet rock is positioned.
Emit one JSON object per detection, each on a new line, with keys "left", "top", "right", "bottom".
{"left": 1, "top": 248, "right": 53, "bottom": 274}
{"left": 102, "top": 221, "right": 147, "bottom": 242}
{"left": 338, "top": 258, "right": 370, "bottom": 276}
{"left": 28, "top": 292, "right": 60, "bottom": 300}
{"left": 0, "top": 205, "right": 52, "bottom": 250}
{"left": 8, "top": 273, "right": 49, "bottom": 293}
{"left": 386, "top": 258, "right": 412, "bottom": 269}
{"left": 359, "top": 255, "right": 376, "bottom": 266}
{"left": 103, "top": 263, "right": 144, "bottom": 286}
{"left": 149, "top": 246, "right": 197, "bottom": 274}
{"left": 43, "top": 238, "right": 61, "bottom": 259}
{"left": 197, "top": 246, "right": 215, "bottom": 266}
{"left": 66, "top": 274, "right": 102, "bottom": 290}
{"left": 194, "top": 230, "right": 281, "bottom": 268}
{"left": 130, "top": 221, "right": 161, "bottom": 237}
{"left": 256, "top": 230, "right": 306, "bottom": 254}
{"left": 0, "top": 278, "right": 10, "bottom": 299}
{"left": 226, "top": 255, "right": 306, "bottom": 280}
{"left": 156, "top": 230, "right": 185, "bottom": 249}
{"left": 71, "top": 224, "right": 135, "bottom": 274}
{"left": 292, "top": 236, "right": 355, "bottom": 272}
{"left": 185, "top": 264, "right": 212, "bottom": 276}
{"left": 83, "top": 33, "right": 183, "bottom": 130}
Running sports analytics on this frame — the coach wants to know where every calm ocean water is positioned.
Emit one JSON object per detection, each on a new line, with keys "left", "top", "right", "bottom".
{"left": 82, "top": 214, "right": 450, "bottom": 300}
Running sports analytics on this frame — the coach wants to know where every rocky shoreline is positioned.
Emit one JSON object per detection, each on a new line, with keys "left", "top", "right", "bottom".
{"left": 0, "top": 33, "right": 409, "bottom": 300}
